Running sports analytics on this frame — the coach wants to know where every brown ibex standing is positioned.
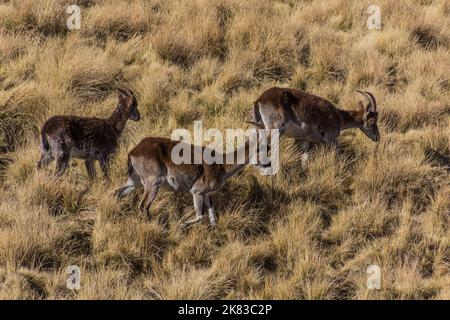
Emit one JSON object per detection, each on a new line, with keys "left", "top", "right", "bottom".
{"left": 115, "top": 130, "right": 286, "bottom": 227}
{"left": 37, "top": 88, "right": 140, "bottom": 178}
{"left": 251, "top": 87, "right": 380, "bottom": 162}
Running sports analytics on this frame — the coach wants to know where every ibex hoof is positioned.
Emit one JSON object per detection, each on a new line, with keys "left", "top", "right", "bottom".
{"left": 181, "top": 215, "right": 204, "bottom": 228}
{"left": 301, "top": 153, "right": 309, "bottom": 164}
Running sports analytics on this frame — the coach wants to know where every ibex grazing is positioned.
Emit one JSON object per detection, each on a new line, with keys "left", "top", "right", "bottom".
{"left": 251, "top": 87, "right": 380, "bottom": 162}
{"left": 37, "top": 88, "right": 140, "bottom": 178}
{"left": 115, "top": 134, "right": 272, "bottom": 227}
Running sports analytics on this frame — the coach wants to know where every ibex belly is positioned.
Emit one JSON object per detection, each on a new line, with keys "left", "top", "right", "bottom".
{"left": 165, "top": 171, "right": 196, "bottom": 192}
{"left": 71, "top": 148, "right": 93, "bottom": 159}
{"left": 71, "top": 145, "right": 105, "bottom": 160}
{"left": 284, "top": 121, "right": 308, "bottom": 138}
{"left": 259, "top": 106, "right": 322, "bottom": 142}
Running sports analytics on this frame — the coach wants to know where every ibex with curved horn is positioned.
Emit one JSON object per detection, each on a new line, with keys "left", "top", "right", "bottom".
{"left": 250, "top": 87, "right": 380, "bottom": 161}
{"left": 37, "top": 88, "right": 140, "bottom": 178}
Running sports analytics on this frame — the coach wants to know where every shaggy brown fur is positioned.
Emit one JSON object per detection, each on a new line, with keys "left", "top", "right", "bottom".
{"left": 116, "top": 135, "right": 268, "bottom": 227}
{"left": 37, "top": 88, "right": 140, "bottom": 178}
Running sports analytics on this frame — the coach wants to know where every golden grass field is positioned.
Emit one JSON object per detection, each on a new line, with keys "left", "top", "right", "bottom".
{"left": 0, "top": 0, "right": 449, "bottom": 299}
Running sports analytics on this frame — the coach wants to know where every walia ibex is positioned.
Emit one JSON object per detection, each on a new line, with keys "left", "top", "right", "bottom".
{"left": 115, "top": 132, "right": 278, "bottom": 227}
{"left": 37, "top": 88, "right": 140, "bottom": 178}
{"left": 250, "top": 87, "right": 380, "bottom": 162}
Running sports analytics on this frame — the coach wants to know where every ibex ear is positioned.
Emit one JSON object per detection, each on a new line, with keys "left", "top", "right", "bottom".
{"left": 117, "top": 88, "right": 131, "bottom": 105}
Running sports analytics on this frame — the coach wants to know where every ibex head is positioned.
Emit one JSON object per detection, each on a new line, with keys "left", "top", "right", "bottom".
{"left": 356, "top": 90, "right": 380, "bottom": 142}
{"left": 118, "top": 88, "right": 140, "bottom": 121}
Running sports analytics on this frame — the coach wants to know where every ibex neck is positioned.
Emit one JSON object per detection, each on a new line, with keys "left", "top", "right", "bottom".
{"left": 109, "top": 104, "right": 128, "bottom": 134}
{"left": 338, "top": 109, "right": 364, "bottom": 130}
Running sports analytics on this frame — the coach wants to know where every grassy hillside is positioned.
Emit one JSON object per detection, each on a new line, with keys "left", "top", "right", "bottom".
{"left": 0, "top": 0, "right": 448, "bottom": 299}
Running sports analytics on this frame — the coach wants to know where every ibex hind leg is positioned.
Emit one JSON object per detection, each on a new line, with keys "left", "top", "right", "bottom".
{"left": 182, "top": 193, "right": 205, "bottom": 228}
{"left": 37, "top": 132, "right": 54, "bottom": 170}
{"left": 204, "top": 195, "right": 217, "bottom": 227}
{"left": 37, "top": 152, "right": 54, "bottom": 170}
{"left": 46, "top": 137, "right": 72, "bottom": 177}
{"left": 51, "top": 142, "right": 71, "bottom": 177}
{"left": 85, "top": 160, "right": 96, "bottom": 180}
{"left": 115, "top": 174, "right": 142, "bottom": 198}
{"left": 54, "top": 152, "right": 70, "bottom": 177}
{"left": 139, "top": 180, "right": 160, "bottom": 220}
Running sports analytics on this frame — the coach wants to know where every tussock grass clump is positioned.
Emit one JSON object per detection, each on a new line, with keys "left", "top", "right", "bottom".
{"left": 3, "top": 142, "right": 41, "bottom": 184}
{"left": 93, "top": 218, "right": 174, "bottom": 273}
{"left": 0, "top": 202, "right": 68, "bottom": 270}
{"left": 152, "top": 0, "right": 226, "bottom": 67}
{"left": 225, "top": 2, "right": 298, "bottom": 82}
{"left": 0, "top": 269, "right": 48, "bottom": 299}
{"left": 75, "top": 266, "right": 143, "bottom": 299}
{"left": 0, "top": 32, "right": 35, "bottom": 63}
{"left": 20, "top": 174, "right": 88, "bottom": 217}
{"left": 0, "top": 85, "right": 48, "bottom": 150}
{"left": 134, "top": 61, "right": 181, "bottom": 116}
{"left": 56, "top": 40, "right": 124, "bottom": 103}
{"left": 323, "top": 198, "right": 398, "bottom": 245}
{"left": 0, "top": 0, "right": 448, "bottom": 300}
{"left": 83, "top": 0, "right": 154, "bottom": 42}
{"left": 352, "top": 140, "right": 447, "bottom": 213}
{"left": 0, "top": 0, "right": 68, "bottom": 36}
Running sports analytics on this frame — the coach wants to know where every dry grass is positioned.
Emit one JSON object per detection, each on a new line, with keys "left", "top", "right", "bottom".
{"left": 0, "top": 0, "right": 449, "bottom": 300}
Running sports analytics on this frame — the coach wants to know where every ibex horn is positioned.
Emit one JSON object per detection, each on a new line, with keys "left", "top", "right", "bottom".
{"left": 356, "top": 90, "right": 376, "bottom": 112}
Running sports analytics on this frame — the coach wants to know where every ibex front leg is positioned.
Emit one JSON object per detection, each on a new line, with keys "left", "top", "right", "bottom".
{"left": 299, "top": 141, "right": 311, "bottom": 164}
{"left": 37, "top": 152, "right": 54, "bottom": 170}
{"left": 99, "top": 154, "right": 111, "bottom": 178}
{"left": 85, "top": 160, "right": 96, "bottom": 179}
{"left": 204, "top": 194, "right": 217, "bottom": 227}
{"left": 183, "top": 193, "right": 204, "bottom": 227}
